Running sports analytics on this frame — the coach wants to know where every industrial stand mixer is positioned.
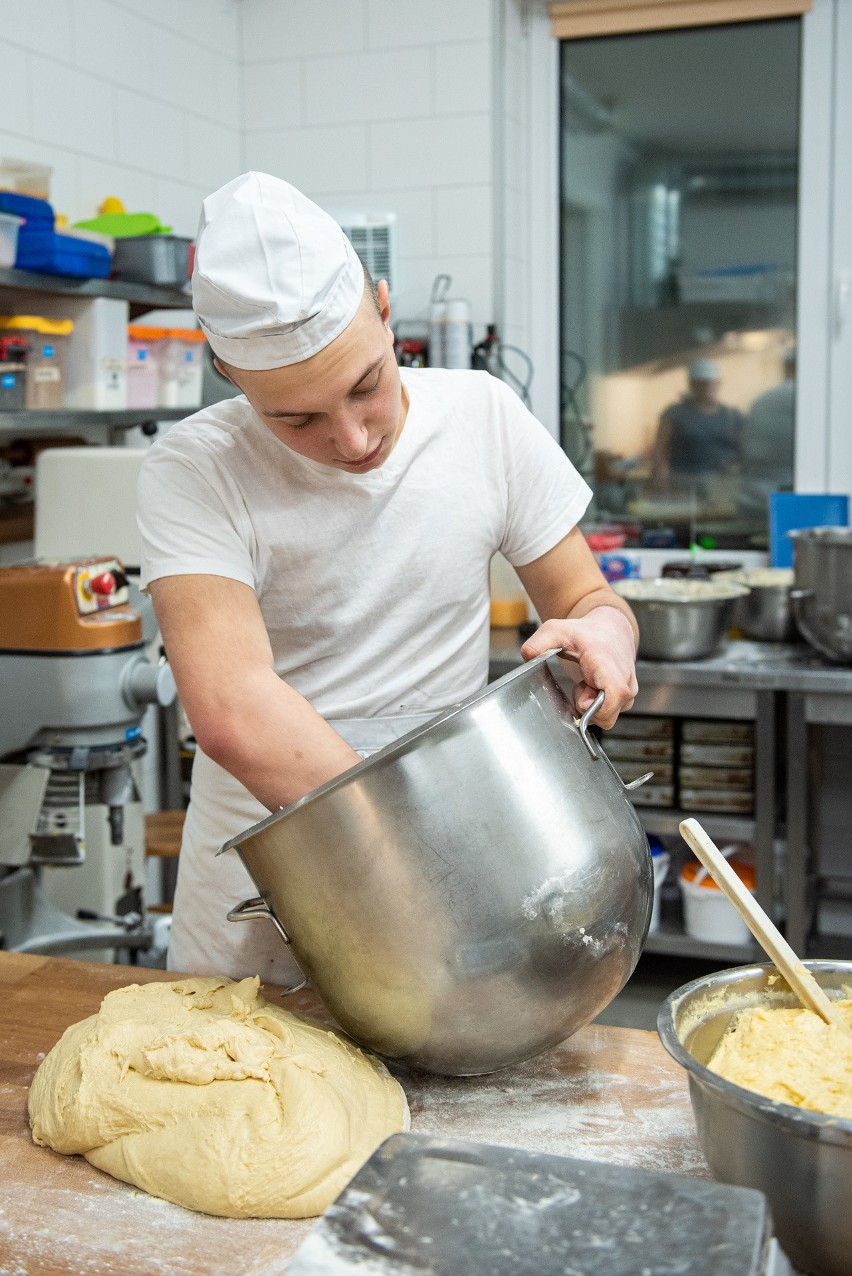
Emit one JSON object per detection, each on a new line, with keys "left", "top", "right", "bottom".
{"left": 0, "top": 556, "right": 176, "bottom": 956}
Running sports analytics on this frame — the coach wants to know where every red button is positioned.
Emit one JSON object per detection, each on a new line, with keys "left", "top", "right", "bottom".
{"left": 89, "top": 572, "right": 117, "bottom": 596}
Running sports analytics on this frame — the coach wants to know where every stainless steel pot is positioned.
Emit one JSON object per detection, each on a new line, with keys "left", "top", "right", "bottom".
{"left": 790, "top": 527, "right": 852, "bottom": 663}
{"left": 658, "top": 961, "right": 852, "bottom": 1276}
{"left": 223, "top": 654, "right": 653, "bottom": 1076}
{"left": 614, "top": 579, "right": 749, "bottom": 660}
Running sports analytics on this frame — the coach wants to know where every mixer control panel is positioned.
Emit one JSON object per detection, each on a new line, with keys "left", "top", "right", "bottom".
{"left": 75, "top": 559, "right": 130, "bottom": 615}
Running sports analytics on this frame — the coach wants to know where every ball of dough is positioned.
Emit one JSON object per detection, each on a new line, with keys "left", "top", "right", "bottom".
{"left": 29, "top": 976, "right": 409, "bottom": 1218}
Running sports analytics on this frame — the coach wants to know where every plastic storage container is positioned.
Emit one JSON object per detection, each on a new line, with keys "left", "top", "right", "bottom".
{"left": 0, "top": 316, "right": 73, "bottom": 408}
{"left": 156, "top": 328, "right": 206, "bottom": 408}
{"left": 61, "top": 298, "right": 129, "bottom": 411}
{"left": 0, "top": 336, "right": 28, "bottom": 409}
{"left": 679, "top": 855, "right": 755, "bottom": 946}
{"left": 126, "top": 325, "right": 160, "bottom": 408}
{"left": 0, "top": 212, "right": 23, "bottom": 268}
{"left": 113, "top": 235, "right": 191, "bottom": 285}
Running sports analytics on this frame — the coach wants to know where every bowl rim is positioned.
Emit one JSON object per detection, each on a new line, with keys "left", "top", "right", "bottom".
{"left": 220, "top": 649, "right": 562, "bottom": 852}
{"left": 614, "top": 578, "right": 750, "bottom": 605}
{"left": 657, "top": 959, "right": 852, "bottom": 1145}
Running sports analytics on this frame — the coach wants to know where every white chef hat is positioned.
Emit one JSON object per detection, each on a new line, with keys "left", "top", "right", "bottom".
{"left": 688, "top": 357, "right": 721, "bottom": 383}
{"left": 191, "top": 171, "right": 365, "bottom": 370}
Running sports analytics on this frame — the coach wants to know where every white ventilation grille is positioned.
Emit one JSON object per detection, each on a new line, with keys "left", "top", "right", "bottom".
{"left": 330, "top": 211, "right": 398, "bottom": 299}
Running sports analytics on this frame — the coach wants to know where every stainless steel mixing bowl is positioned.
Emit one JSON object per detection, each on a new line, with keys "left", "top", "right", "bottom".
{"left": 658, "top": 961, "right": 852, "bottom": 1276}
{"left": 717, "top": 568, "right": 798, "bottom": 642}
{"left": 614, "top": 578, "right": 750, "bottom": 660}
{"left": 223, "top": 653, "right": 653, "bottom": 1076}
{"left": 791, "top": 527, "right": 852, "bottom": 663}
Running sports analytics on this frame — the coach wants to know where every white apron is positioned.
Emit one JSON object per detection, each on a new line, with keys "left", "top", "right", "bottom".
{"left": 167, "top": 714, "right": 439, "bottom": 984}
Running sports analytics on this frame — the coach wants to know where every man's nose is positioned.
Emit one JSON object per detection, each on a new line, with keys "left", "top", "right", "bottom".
{"left": 331, "top": 413, "right": 369, "bottom": 459}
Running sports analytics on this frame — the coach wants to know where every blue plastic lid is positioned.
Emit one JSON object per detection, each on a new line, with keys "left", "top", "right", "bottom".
{"left": 0, "top": 191, "right": 54, "bottom": 223}
{"left": 648, "top": 834, "right": 667, "bottom": 857}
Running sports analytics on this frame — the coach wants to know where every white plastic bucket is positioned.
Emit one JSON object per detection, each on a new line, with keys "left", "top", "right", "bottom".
{"left": 679, "top": 862, "right": 753, "bottom": 946}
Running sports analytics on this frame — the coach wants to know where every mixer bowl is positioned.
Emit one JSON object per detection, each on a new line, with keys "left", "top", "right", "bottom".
{"left": 223, "top": 653, "right": 652, "bottom": 1076}
{"left": 658, "top": 961, "right": 852, "bottom": 1276}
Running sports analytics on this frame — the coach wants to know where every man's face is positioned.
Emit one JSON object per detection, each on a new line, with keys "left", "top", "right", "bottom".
{"left": 215, "top": 281, "right": 405, "bottom": 473}
{"left": 690, "top": 377, "right": 720, "bottom": 407}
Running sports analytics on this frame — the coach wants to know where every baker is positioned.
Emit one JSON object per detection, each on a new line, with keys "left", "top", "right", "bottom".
{"left": 137, "top": 171, "right": 639, "bottom": 985}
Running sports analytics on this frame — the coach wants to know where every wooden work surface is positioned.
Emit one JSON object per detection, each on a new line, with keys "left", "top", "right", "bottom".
{"left": 0, "top": 953, "right": 708, "bottom": 1275}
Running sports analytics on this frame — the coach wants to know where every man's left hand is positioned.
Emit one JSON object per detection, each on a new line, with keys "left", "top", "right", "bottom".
{"left": 520, "top": 606, "right": 638, "bottom": 728}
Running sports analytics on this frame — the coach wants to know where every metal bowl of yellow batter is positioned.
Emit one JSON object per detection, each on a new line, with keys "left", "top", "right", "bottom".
{"left": 658, "top": 960, "right": 852, "bottom": 1276}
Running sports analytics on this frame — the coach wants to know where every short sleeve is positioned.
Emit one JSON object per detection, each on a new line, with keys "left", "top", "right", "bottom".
{"left": 137, "top": 445, "right": 256, "bottom": 592}
{"left": 493, "top": 380, "right": 592, "bottom": 567}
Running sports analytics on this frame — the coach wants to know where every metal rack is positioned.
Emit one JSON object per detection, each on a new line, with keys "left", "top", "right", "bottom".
{"left": 0, "top": 269, "right": 194, "bottom": 444}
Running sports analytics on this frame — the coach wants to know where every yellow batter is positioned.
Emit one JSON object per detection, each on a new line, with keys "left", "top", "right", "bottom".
{"left": 707, "top": 999, "right": 852, "bottom": 1119}
{"left": 29, "top": 976, "right": 409, "bottom": 1218}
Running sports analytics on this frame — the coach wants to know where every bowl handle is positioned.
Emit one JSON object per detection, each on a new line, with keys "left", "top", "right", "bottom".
{"left": 577, "top": 690, "right": 654, "bottom": 791}
{"left": 226, "top": 896, "right": 308, "bottom": 993}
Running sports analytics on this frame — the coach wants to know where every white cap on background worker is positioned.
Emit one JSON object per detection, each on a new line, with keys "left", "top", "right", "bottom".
{"left": 687, "top": 356, "right": 721, "bottom": 383}
{"left": 192, "top": 171, "right": 364, "bottom": 371}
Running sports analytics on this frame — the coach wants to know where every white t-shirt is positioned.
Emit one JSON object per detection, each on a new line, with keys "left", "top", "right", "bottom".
{"left": 137, "top": 367, "right": 591, "bottom": 981}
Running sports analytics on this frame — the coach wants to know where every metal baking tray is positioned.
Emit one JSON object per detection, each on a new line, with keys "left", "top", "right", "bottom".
{"left": 606, "top": 715, "right": 673, "bottom": 739}
{"left": 679, "top": 765, "right": 754, "bottom": 790}
{"left": 681, "top": 720, "right": 754, "bottom": 744}
{"left": 680, "top": 787, "right": 754, "bottom": 813}
{"left": 680, "top": 742, "right": 754, "bottom": 767}
{"left": 603, "top": 737, "right": 674, "bottom": 762}
{"left": 629, "top": 783, "right": 675, "bottom": 807}
{"left": 288, "top": 1133, "right": 789, "bottom": 1275}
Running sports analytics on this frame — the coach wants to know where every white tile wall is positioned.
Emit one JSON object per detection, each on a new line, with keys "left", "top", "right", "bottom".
{"left": 433, "top": 41, "right": 492, "bottom": 115}
{"left": 366, "top": 0, "right": 491, "bottom": 50}
{"left": 244, "top": 124, "right": 370, "bottom": 195}
{"left": 0, "top": 0, "right": 546, "bottom": 384}
{"left": 304, "top": 48, "right": 432, "bottom": 124}
{"left": 0, "top": 0, "right": 241, "bottom": 234}
{"left": 370, "top": 115, "right": 492, "bottom": 189}
{"left": 242, "top": 0, "right": 367, "bottom": 62}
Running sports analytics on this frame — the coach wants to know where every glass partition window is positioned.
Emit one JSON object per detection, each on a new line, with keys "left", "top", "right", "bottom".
{"left": 560, "top": 19, "right": 800, "bottom": 550}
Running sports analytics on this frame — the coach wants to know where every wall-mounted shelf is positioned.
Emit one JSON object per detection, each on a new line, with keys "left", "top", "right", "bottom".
{"left": 0, "top": 408, "right": 190, "bottom": 432}
{"left": 0, "top": 267, "right": 191, "bottom": 317}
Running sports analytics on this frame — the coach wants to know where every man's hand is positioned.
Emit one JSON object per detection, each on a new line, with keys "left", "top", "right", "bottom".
{"left": 520, "top": 607, "right": 638, "bottom": 727}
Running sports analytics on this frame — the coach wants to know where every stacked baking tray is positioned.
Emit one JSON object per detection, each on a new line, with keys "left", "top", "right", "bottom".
{"left": 679, "top": 720, "right": 755, "bottom": 814}
{"left": 603, "top": 715, "right": 674, "bottom": 807}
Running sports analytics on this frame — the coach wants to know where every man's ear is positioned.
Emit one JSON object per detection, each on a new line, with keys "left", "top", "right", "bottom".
{"left": 376, "top": 279, "right": 394, "bottom": 343}
{"left": 213, "top": 356, "right": 234, "bottom": 384}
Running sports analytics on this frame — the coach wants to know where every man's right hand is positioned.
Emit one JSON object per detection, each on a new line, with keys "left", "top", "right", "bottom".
{"left": 149, "top": 574, "right": 362, "bottom": 811}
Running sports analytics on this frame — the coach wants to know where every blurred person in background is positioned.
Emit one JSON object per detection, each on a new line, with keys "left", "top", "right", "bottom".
{"left": 651, "top": 357, "right": 744, "bottom": 494}
{"left": 738, "top": 347, "right": 796, "bottom": 522}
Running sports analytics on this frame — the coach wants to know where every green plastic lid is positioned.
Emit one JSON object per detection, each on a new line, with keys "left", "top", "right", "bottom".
{"left": 72, "top": 212, "right": 173, "bottom": 237}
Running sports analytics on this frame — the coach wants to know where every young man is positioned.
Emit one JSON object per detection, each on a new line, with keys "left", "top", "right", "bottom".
{"left": 138, "top": 172, "right": 638, "bottom": 983}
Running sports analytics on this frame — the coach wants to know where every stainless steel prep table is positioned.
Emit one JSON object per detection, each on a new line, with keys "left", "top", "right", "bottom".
{"left": 490, "top": 632, "right": 852, "bottom": 959}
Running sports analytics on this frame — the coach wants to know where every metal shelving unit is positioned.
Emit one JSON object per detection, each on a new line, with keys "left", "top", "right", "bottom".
{"left": 0, "top": 408, "right": 189, "bottom": 434}
{"left": 0, "top": 267, "right": 190, "bottom": 317}
{"left": 0, "top": 269, "right": 195, "bottom": 442}
{"left": 634, "top": 806, "right": 755, "bottom": 842}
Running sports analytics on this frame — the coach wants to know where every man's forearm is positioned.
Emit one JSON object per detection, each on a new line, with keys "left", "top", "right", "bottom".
{"left": 193, "top": 669, "right": 362, "bottom": 812}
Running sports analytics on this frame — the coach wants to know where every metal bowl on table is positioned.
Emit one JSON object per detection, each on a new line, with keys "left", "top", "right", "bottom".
{"left": 790, "top": 527, "right": 852, "bottom": 663}
{"left": 658, "top": 961, "right": 852, "bottom": 1276}
{"left": 715, "top": 567, "right": 797, "bottom": 642}
{"left": 222, "top": 653, "right": 653, "bottom": 1077}
{"left": 613, "top": 577, "right": 750, "bottom": 660}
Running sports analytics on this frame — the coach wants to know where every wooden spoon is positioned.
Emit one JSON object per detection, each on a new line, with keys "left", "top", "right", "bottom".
{"left": 679, "top": 817, "right": 852, "bottom": 1037}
